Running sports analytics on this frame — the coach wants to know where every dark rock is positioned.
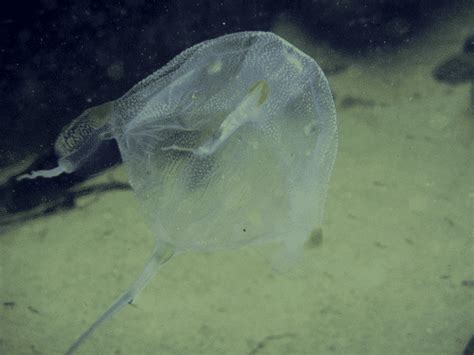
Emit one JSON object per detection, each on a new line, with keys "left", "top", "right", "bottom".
{"left": 433, "top": 35, "right": 474, "bottom": 111}
{"left": 464, "top": 335, "right": 474, "bottom": 355}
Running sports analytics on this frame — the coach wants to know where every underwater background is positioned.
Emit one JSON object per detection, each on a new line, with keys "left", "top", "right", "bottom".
{"left": 1, "top": 0, "right": 473, "bottom": 354}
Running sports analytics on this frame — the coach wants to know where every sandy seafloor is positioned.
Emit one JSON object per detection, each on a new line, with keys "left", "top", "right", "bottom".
{"left": 1, "top": 4, "right": 473, "bottom": 355}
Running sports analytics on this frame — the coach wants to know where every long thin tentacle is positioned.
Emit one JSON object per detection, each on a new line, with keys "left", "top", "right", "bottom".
{"left": 65, "top": 241, "right": 174, "bottom": 355}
